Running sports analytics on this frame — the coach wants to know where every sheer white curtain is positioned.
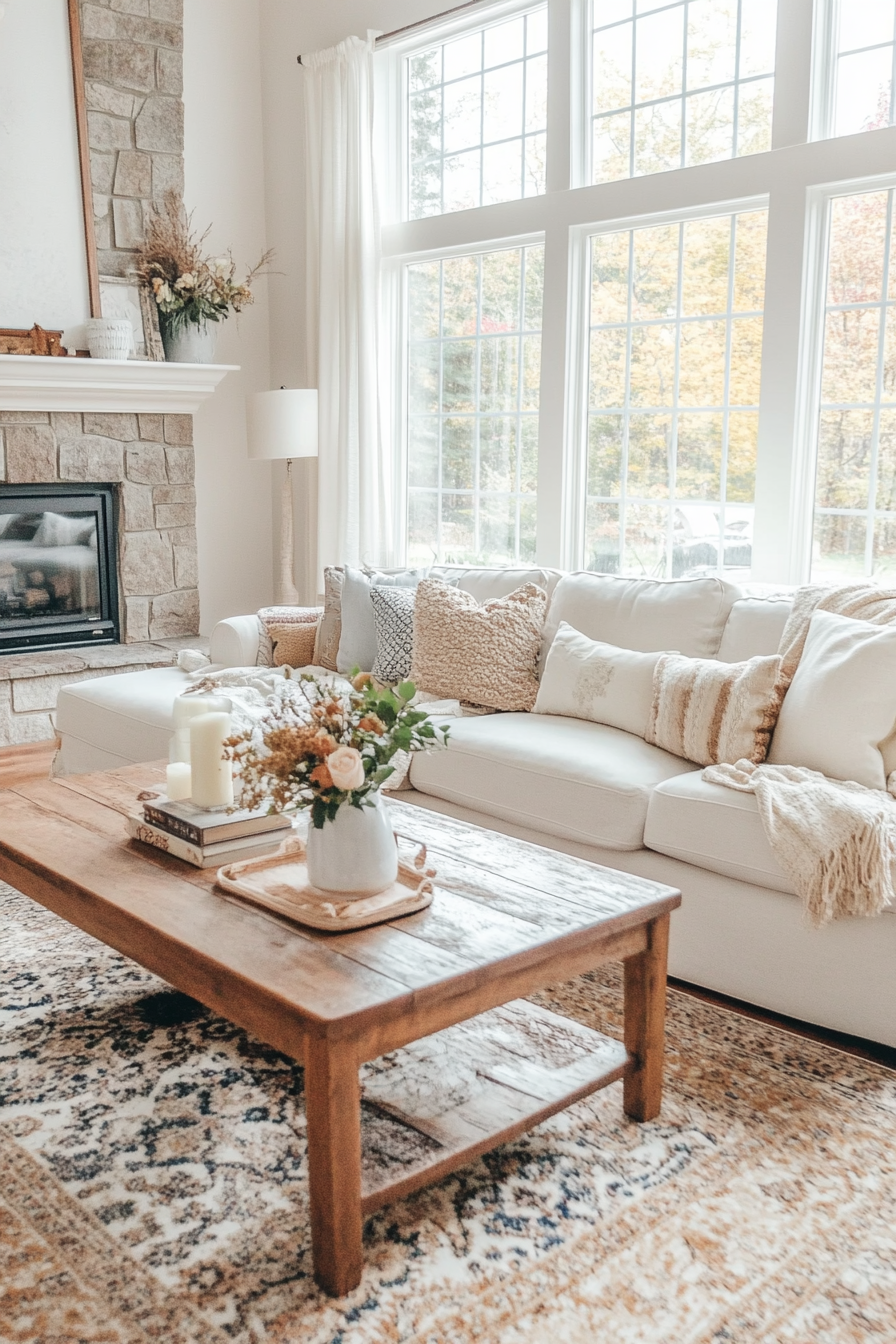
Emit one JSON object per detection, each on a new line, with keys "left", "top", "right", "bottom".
{"left": 303, "top": 34, "right": 391, "bottom": 584}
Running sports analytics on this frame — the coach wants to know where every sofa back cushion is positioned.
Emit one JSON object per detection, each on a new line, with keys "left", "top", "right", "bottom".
{"left": 432, "top": 565, "right": 561, "bottom": 604}
{"left": 716, "top": 596, "right": 792, "bottom": 663}
{"left": 541, "top": 573, "right": 740, "bottom": 666}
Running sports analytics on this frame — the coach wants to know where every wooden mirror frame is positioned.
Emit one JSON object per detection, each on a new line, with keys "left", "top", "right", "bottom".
{"left": 69, "top": 0, "right": 101, "bottom": 318}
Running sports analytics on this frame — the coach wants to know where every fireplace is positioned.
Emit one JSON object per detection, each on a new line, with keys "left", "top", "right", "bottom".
{"left": 0, "top": 483, "right": 119, "bottom": 654}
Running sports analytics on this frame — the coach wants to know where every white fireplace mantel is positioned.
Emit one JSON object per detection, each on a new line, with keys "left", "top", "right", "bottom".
{"left": 0, "top": 355, "right": 238, "bottom": 414}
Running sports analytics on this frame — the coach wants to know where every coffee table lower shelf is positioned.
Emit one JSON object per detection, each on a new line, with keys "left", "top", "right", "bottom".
{"left": 358, "top": 999, "right": 631, "bottom": 1216}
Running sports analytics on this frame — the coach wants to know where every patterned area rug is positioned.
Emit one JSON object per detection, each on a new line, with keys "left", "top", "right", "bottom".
{"left": 1, "top": 881, "right": 895, "bottom": 1343}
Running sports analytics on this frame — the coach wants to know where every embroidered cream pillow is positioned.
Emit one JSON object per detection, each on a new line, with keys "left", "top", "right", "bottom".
{"left": 646, "top": 652, "right": 782, "bottom": 766}
{"left": 411, "top": 579, "right": 547, "bottom": 711}
{"left": 534, "top": 622, "right": 663, "bottom": 736}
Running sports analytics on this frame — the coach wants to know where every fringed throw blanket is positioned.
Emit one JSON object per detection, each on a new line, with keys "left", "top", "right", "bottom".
{"left": 704, "top": 759, "right": 896, "bottom": 927}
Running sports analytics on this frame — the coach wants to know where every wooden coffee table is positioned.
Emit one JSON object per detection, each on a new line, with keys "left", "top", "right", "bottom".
{"left": 0, "top": 763, "right": 681, "bottom": 1296}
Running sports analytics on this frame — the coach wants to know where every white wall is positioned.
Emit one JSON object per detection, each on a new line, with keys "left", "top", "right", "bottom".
{"left": 259, "top": 0, "right": 442, "bottom": 600}
{"left": 184, "top": 0, "right": 275, "bottom": 631}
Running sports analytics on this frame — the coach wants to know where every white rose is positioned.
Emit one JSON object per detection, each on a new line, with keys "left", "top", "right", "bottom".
{"left": 327, "top": 745, "right": 365, "bottom": 791}
{"left": 175, "top": 272, "right": 195, "bottom": 290}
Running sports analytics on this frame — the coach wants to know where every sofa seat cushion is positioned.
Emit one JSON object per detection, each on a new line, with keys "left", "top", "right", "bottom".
{"left": 56, "top": 665, "right": 200, "bottom": 765}
{"left": 409, "top": 713, "right": 698, "bottom": 850}
{"left": 644, "top": 771, "right": 793, "bottom": 894}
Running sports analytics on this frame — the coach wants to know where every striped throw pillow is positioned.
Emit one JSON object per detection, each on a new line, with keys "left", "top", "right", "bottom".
{"left": 645, "top": 653, "right": 782, "bottom": 766}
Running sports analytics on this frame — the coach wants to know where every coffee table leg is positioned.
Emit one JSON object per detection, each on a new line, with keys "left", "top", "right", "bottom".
{"left": 304, "top": 1034, "right": 364, "bottom": 1296}
{"left": 623, "top": 912, "right": 670, "bottom": 1122}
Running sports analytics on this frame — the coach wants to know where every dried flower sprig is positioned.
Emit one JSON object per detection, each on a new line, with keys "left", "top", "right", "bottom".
{"left": 226, "top": 673, "right": 449, "bottom": 829}
{"left": 135, "top": 190, "right": 273, "bottom": 335}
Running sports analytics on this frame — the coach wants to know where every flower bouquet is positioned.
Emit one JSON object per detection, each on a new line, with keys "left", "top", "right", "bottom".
{"left": 135, "top": 190, "right": 273, "bottom": 362}
{"left": 227, "top": 673, "right": 449, "bottom": 897}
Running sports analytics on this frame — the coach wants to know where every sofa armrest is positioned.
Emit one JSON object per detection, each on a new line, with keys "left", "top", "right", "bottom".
{"left": 209, "top": 614, "right": 260, "bottom": 667}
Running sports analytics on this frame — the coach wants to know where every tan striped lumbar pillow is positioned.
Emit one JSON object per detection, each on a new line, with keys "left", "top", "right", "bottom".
{"left": 645, "top": 652, "right": 782, "bottom": 766}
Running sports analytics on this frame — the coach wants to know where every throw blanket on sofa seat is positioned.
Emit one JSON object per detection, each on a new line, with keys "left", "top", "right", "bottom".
{"left": 703, "top": 759, "right": 896, "bottom": 927}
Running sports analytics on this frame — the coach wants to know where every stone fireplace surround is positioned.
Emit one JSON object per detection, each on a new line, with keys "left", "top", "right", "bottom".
{"left": 0, "top": 406, "right": 204, "bottom": 745}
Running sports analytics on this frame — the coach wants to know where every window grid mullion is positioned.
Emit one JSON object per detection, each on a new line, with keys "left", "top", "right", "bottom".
{"left": 668, "top": 221, "right": 685, "bottom": 577}
{"left": 718, "top": 214, "right": 738, "bottom": 564}
{"left": 865, "top": 189, "right": 894, "bottom": 575}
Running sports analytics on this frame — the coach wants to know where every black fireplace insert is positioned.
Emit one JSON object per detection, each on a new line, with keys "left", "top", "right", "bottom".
{"left": 0, "top": 483, "right": 119, "bottom": 654}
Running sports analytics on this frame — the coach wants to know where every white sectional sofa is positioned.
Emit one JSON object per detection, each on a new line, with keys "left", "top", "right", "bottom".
{"left": 54, "top": 567, "right": 896, "bottom": 1048}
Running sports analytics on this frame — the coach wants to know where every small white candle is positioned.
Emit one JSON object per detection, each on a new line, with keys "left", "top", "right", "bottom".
{"left": 189, "top": 711, "right": 234, "bottom": 810}
{"left": 166, "top": 762, "right": 192, "bottom": 800}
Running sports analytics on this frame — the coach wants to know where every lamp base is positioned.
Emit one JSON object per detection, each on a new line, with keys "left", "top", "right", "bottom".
{"left": 278, "top": 459, "right": 300, "bottom": 606}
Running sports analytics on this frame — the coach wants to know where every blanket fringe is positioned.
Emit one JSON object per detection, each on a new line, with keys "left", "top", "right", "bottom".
{"left": 805, "top": 820, "right": 896, "bottom": 927}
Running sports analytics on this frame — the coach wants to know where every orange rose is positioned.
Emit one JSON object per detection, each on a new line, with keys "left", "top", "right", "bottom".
{"left": 358, "top": 714, "right": 385, "bottom": 734}
{"left": 309, "top": 763, "right": 333, "bottom": 789}
{"left": 312, "top": 730, "right": 337, "bottom": 756}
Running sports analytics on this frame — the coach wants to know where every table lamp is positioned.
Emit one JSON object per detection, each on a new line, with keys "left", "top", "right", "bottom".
{"left": 246, "top": 389, "right": 318, "bottom": 605}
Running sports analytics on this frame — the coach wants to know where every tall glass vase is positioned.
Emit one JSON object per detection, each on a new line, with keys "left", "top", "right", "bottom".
{"left": 305, "top": 793, "right": 398, "bottom": 896}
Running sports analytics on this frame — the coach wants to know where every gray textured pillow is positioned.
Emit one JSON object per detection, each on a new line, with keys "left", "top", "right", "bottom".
{"left": 370, "top": 586, "right": 415, "bottom": 684}
{"left": 336, "top": 565, "right": 428, "bottom": 674}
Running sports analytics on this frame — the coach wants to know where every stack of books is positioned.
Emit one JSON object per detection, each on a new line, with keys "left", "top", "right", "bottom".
{"left": 127, "top": 797, "right": 293, "bottom": 868}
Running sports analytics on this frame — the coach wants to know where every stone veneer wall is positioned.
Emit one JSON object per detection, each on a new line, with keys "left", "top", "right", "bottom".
{"left": 80, "top": 0, "right": 184, "bottom": 275}
{"left": 0, "top": 410, "right": 198, "bottom": 642}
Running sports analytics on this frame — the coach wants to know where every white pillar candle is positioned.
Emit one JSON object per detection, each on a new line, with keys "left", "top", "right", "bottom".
{"left": 166, "top": 762, "right": 192, "bottom": 801}
{"left": 189, "top": 712, "right": 234, "bottom": 810}
{"left": 171, "top": 695, "right": 232, "bottom": 764}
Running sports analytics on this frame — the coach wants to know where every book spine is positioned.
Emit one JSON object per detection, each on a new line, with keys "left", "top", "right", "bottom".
{"left": 127, "top": 816, "right": 205, "bottom": 866}
{"left": 142, "top": 804, "right": 204, "bottom": 846}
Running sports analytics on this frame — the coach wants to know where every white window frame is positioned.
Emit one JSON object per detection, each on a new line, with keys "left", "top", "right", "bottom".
{"left": 388, "top": 230, "right": 546, "bottom": 565}
{"left": 566, "top": 195, "right": 769, "bottom": 571}
{"left": 378, "top": 0, "right": 896, "bottom": 584}
{"left": 375, "top": 0, "right": 552, "bottom": 229}
{"left": 791, "top": 168, "right": 896, "bottom": 582}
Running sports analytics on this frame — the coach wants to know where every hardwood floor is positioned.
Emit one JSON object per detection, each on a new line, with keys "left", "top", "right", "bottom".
{"left": 0, "top": 736, "right": 891, "bottom": 1076}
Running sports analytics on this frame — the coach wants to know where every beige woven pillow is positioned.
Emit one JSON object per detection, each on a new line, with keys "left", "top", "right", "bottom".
{"left": 312, "top": 567, "right": 343, "bottom": 671}
{"left": 257, "top": 605, "right": 321, "bottom": 667}
{"left": 411, "top": 580, "right": 547, "bottom": 711}
{"left": 645, "top": 652, "right": 782, "bottom": 766}
{"left": 266, "top": 622, "right": 318, "bottom": 668}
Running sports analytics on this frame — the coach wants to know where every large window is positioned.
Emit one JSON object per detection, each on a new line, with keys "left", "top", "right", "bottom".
{"left": 831, "top": 1, "right": 896, "bottom": 137}
{"left": 586, "top": 209, "right": 767, "bottom": 577}
{"left": 381, "top": 0, "right": 896, "bottom": 588}
{"left": 406, "top": 245, "right": 544, "bottom": 565}
{"left": 407, "top": 7, "right": 548, "bottom": 219}
{"left": 812, "top": 188, "right": 896, "bottom": 582}
{"left": 591, "top": 0, "right": 777, "bottom": 184}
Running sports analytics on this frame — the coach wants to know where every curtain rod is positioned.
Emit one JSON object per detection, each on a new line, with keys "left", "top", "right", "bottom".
{"left": 297, "top": 0, "right": 493, "bottom": 64}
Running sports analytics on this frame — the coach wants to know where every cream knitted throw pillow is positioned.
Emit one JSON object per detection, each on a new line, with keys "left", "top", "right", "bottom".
{"left": 645, "top": 652, "right": 782, "bottom": 765}
{"left": 411, "top": 580, "right": 547, "bottom": 711}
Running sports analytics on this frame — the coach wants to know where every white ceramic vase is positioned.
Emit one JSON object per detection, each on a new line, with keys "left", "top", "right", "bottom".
{"left": 161, "top": 320, "right": 218, "bottom": 364}
{"left": 305, "top": 793, "right": 398, "bottom": 896}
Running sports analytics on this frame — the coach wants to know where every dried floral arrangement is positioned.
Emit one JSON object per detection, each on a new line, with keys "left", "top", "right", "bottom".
{"left": 227, "top": 673, "right": 449, "bottom": 829}
{"left": 134, "top": 190, "right": 273, "bottom": 336}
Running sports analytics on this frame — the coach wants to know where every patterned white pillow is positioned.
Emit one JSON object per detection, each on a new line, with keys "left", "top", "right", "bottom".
{"left": 370, "top": 585, "right": 415, "bottom": 684}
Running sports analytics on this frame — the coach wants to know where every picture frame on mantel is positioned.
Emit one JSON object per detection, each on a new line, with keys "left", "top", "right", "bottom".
{"left": 99, "top": 276, "right": 165, "bottom": 362}
{"left": 0, "top": 0, "right": 101, "bottom": 342}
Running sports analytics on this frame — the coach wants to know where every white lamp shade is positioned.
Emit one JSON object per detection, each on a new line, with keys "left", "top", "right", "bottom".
{"left": 246, "top": 389, "right": 318, "bottom": 460}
